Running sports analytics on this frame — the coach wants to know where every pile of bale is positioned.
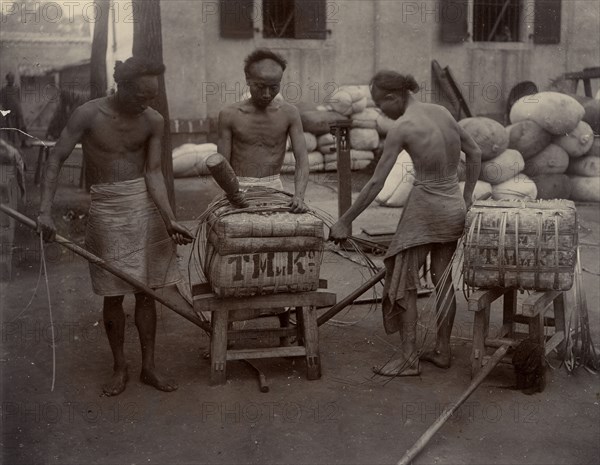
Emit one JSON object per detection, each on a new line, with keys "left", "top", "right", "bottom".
{"left": 292, "top": 85, "right": 394, "bottom": 173}
{"left": 377, "top": 90, "right": 599, "bottom": 207}
{"left": 508, "top": 91, "right": 599, "bottom": 202}
{"left": 173, "top": 85, "right": 394, "bottom": 179}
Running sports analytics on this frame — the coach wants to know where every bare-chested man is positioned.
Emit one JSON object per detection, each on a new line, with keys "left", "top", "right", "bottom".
{"left": 37, "top": 57, "right": 193, "bottom": 395}
{"left": 206, "top": 48, "right": 309, "bottom": 213}
{"left": 330, "top": 71, "right": 481, "bottom": 376}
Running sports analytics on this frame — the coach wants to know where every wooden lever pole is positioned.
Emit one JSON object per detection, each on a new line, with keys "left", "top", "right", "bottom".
{"left": 397, "top": 344, "right": 510, "bottom": 465}
{"left": 0, "top": 204, "right": 210, "bottom": 333}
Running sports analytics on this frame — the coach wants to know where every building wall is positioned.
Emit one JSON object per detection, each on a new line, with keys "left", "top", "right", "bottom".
{"left": 111, "top": 0, "right": 600, "bottom": 123}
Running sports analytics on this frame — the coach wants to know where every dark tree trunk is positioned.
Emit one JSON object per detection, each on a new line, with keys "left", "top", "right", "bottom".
{"left": 132, "top": 0, "right": 175, "bottom": 210}
{"left": 89, "top": 0, "right": 109, "bottom": 100}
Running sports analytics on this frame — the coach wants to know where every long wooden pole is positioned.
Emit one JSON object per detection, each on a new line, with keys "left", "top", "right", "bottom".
{"left": 0, "top": 204, "right": 210, "bottom": 333}
{"left": 317, "top": 269, "right": 385, "bottom": 326}
{"left": 397, "top": 344, "right": 510, "bottom": 465}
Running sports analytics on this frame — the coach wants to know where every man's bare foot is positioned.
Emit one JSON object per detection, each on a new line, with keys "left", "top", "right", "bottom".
{"left": 102, "top": 367, "right": 129, "bottom": 396}
{"left": 420, "top": 349, "right": 451, "bottom": 368}
{"left": 373, "top": 357, "right": 421, "bottom": 377}
{"left": 140, "top": 368, "right": 178, "bottom": 392}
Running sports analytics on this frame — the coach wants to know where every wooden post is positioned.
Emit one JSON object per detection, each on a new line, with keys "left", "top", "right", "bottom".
{"left": 132, "top": 0, "right": 175, "bottom": 211}
{"left": 330, "top": 120, "right": 353, "bottom": 232}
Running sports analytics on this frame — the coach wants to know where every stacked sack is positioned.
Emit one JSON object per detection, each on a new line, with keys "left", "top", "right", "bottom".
{"left": 281, "top": 132, "right": 325, "bottom": 173}
{"left": 509, "top": 91, "right": 600, "bottom": 202}
{"left": 299, "top": 85, "right": 389, "bottom": 173}
{"left": 172, "top": 143, "right": 217, "bottom": 178}
{"left": 459, "top": 116, "right": 535, "bottom": 200}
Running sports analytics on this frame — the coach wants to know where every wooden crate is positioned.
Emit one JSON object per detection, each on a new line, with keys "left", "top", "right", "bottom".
{"left": 463, "top": 199, "right": 577, "bottom": 290}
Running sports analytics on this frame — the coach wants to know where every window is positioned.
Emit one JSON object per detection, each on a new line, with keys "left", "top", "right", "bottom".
{"left": 473, "top": 0, "right": 521, "bottom": 42}
{"left": 219, "top": 0, "right": 327, "bottom": 40}
{"left": 440, "top": 0, "right": 561, "bottom": 44}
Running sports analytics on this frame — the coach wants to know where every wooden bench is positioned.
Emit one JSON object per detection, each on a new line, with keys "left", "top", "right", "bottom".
{"left": 193, "top": 285, "right": 336, "bottom": 385}
{"left": 469, "top": 287, "right": 566, "bottom": 377}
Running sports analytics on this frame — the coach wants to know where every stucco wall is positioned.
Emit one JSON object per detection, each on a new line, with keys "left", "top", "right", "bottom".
{"left": 108, "top": 0, "right": 599, "bottom": 121}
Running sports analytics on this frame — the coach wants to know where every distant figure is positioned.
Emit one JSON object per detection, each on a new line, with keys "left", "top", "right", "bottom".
{"left": 0, "top": 72, "right": 28, "bottom": 147}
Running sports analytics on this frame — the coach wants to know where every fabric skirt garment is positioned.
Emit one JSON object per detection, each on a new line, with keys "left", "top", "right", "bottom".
{"left": 85, "top": 177, "right": 180, "bottom": 296}
{"left": 238, "top": 174, "right": 284, "bottom": 191}
{"left": 381, "top": 175, "right": 466, "bottom": 334}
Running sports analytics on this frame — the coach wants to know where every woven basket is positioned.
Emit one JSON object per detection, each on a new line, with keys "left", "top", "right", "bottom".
{"left": 463, "top": 199, "right": 578, "bottom": 290}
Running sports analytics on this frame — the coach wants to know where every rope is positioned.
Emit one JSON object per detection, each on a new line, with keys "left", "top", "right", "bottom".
{"left": 39, "top": 233, "right": 57, "bottom": 391}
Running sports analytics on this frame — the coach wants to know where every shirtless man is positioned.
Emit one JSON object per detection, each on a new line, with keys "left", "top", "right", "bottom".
{"left": 37, "top": 57, "right": 193, "bottom": 395}
{"left": 330, "top": 70, "right": 481, "bottom": 376}
{"left": 207, "top": 48, "right": 309, "bottom": 213}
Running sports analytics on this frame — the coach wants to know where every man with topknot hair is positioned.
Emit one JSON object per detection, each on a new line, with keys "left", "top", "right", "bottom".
{"left": 330, "top": 70, "right": 482, "bottom": 377}
{"left": 37, "top": 56, "right": 193, "bottom": 396}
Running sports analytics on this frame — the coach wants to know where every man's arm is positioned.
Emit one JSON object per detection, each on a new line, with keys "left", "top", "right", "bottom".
{"left": 287, "top": 106, "right": 309, "bottom": 213}
{"left": 37, "top": 104, "right": 89, "bottom": 240}
{"left": 329, "top": 124, "right": 405, "bottom": 242}
{"left": 217, "top": 108, "right": 233, "bottom": 164}
{"left": 144, "top": 111, "right": 193, "bottom": 245}
{"left": 207, "top": 107, "right": 248, "bottom": 208}
{"left": 458, "top": 124, "right": 482, "bottom": 209}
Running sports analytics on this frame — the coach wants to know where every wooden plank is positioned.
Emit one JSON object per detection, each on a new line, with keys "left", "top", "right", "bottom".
{"left": 467, "top": 288, "right": 508, "bottom": 312}
{"left": 227, "top": 327, "right": 297, "bottom": 341}
{"left": 193, "top": 291, "right": 336, "bottom": 313}
{"left": 484, "top": 337, "right": 521, "bottom": 348}
{"left": 544, "top": 331, "right": 565, "bottom": 356}
{"left": 482, "top": 354, "right": 513, "bottom": 366}
{"left": 444, "top": 65, "right": 472, "bottom": 117}
{"left": 502, "top": 288, "right": 517, "bottom": 338}
{"left": 300, "top": 306, "right": 321, "bottom": 380}
{"left": 552, "top": 292, "right": 567, "bottom": 358}
{"left": 226, "top": 346, "right": 306, "bottom": 361}
{"left": 193, "top": 280, "right": 328, "bottom": 296}
{"left": 471, "top": 305, "right": 490, "bottom": 376}
{"left": 210, "top": 310, "right": 229, "bottom": 385}
{"left": 521, "top": 290, "right": 562, "bottom": 317}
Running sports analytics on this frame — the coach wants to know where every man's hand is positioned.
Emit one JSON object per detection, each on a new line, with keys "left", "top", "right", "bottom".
{"left": 167, "top": 220, "right": 194, "bottom": 245}
{"left": 328, "top": 220, "right": 351, "bottom": 245}
{"left": 464, "top": 195, "right": 473, "bottom": 211}
{"left": 37, "top": 212, "right": 56, "bottom": 242}
{"left": 289, "top": 195, "right": 308, "bottom": 213}
{"left": 226, "top": 190, "right": 250, "bottom": 209}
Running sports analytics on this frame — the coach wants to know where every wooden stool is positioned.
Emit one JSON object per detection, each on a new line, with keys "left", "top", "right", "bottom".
{"left": 469, "top": 287, "right": 566, "bottom": 377}
{"left": 193, "top": 288, "right": 336, "bottom": 385}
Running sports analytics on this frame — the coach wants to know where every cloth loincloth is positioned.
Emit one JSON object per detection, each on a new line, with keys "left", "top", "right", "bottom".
{"left": 238, "top": 174, "right": 284, "bottom": 191}
{"left": 381, "top": 175, "right": 466, "bottom": 334}
{"left": 85, "top": 177, "right": 181, "bottom": 296}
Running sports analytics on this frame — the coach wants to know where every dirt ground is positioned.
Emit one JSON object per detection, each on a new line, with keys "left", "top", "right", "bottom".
{"left": 1, "top": 147, "right": 599, "bottom": 465}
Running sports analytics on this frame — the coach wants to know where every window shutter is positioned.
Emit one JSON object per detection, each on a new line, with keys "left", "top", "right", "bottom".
{"left": 533, "top": 0, "right": 561, "bottom": 44}
{"left": 440, "top": 0, "right": 469, "bottom": 43}
{"left": 220, "top": 0, "right": 254, "bottom": 39}
{"left": 294, "top": 0, "right": 327, "bottom": 40}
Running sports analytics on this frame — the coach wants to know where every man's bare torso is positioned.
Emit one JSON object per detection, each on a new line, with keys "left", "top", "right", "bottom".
{"left": 224, "top": 99, "right": 291, "bottom": 178}
{"left": 395, "top": 103, "right": 462, "bottom": 182}
{"left": 80, "top": 97, "right": 155, "bottom": 184}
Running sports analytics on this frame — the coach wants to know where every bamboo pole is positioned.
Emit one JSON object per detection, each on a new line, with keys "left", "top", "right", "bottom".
{"left": 317, "top": 269, "right": 385, "bottom": 326}
{"left": 397, "top": 344, "right": 510, "bottom": 465}
{"left": 0, "top": 204, "right": 210, "bottom": 333}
